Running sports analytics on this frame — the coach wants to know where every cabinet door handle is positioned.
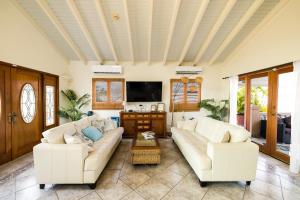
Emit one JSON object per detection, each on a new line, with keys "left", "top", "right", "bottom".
{"left": 8, "top": 112, "right": 17, "bottom": 124}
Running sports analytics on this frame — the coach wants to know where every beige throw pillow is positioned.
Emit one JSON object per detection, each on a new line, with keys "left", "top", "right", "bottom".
{"left": 182, "top": 119, "right": 197, "bottom": 131}
{"left": 176, "top": 121, "right": 185, "bottom": 129}
{"left": 209, "top": 131, "right": 230, "bottom": 143}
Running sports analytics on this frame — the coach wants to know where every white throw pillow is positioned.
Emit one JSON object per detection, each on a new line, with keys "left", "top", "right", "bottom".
{"left": 210, "top": 131, "right": 230, "bottom": 143}
{"left": 92, "top": 119, "right": 105, "bottom": 133}
{"left": 104, "top": 119, "right": 117, "bottom": 131}
{"left": 64, "top": 134, "right": 83, "bottom": 144}
{"left": 182, "top": 119, "right": 197, "bottom": 131}
{"left": 176, "top": 121, "right": 185, "bottom": 129}
{"left": 228, "top": 125, "right": 251, "bottom": 143}
{"left": 73, "top": 118, "right": 90, "bottom": 134}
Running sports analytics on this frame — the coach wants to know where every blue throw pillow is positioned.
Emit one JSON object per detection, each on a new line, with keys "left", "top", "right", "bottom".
{"left": 82, "top": 126, "right": 103, "bottom": 142}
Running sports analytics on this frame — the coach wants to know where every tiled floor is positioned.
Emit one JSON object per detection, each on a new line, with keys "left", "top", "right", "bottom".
{"left": 1, "top": 139, "right": 300, "bottom": 200}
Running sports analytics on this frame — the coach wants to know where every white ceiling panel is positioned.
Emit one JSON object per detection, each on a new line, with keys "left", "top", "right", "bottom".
{"left": 14, "top": 0, "right": 282, "bottom": 64}
{"left": 216, "top": 0, "right": 280, "bottom": 62}
{"left": 185, "top": 0, "right": 228, "bottom": 62}
{"left": 16, "top": 0, "right": 78, "bottom": 60}
{"left": 151, "top": 0, "right": 174, "bottom": 61}
{"left": 127, "top": 0, "right": 150, "bottom": 61}
{"left": 75, "top": 0, "right": 113, "bottom": 60}
{"left": 201, "top": 0, "right": 254, "bottom": 63}
{"left": 100, "top": 0, "right": 131, "bottom": 61}
{"left": 47, "top": 0, "right": 96, "bottom": 60}
{"left": 167, "top": 0, "right": 203, "bottom": 61}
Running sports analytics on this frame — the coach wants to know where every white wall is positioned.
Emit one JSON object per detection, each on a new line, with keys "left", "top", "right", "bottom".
{"left": 0, "top": 0, "right": 70, "bottom": 124}
{"left": 220, "top": 0, "right": 300, "bottom": 77}
{"left": 68, "top": 61, "right": 227, "bottom": 129}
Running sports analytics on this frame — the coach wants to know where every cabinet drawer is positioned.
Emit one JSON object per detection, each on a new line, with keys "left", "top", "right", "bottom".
{"left": 123, "top": 114, "right": 136, "bottom": 119}
{"left": 137, "top": 120, "right": 150, "bottom": 124}
{"left": 158, "top": 114, "right": 164, "bottom": 118}
{"left": 151, "top": 114, "right": 157, "bottom": 118}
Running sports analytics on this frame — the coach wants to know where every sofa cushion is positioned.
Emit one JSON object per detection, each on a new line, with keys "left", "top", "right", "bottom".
{"left": 195, "top": 117, "right": 230, "bottom": 143}
{"left": 73, "top": 118, "right": 90, "bottom": 134}
{"left": 92, "top": 119, "right": 106, "bottom": 133}
{"left": 173, "top": 129, "right": 211, "bottom": 170}
{"left": 182, "top": 119, "right": 197, "bottom": 131}
{"left": 84, "top": 127, "right": 123, "bottom": 171}
{"left": 176, "top": 121, "right": 185, "bottom": 129}
{"left": 227, "top": 125, "right": 250, "bottom": 143}
{"left": 42, "top": 122, "right": 76, "bottom": 144}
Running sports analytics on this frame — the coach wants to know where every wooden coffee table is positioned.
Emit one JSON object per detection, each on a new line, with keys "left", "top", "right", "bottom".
{"left": 131, "top": 133, "right": 161, "bottom": 165}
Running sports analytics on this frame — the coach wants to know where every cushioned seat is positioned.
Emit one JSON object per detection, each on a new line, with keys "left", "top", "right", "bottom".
{"left": 171, "top": 116, "right": 259, "bottom": 183}
{"left": 85, "top": 128, "right": 123, "bottom": 170}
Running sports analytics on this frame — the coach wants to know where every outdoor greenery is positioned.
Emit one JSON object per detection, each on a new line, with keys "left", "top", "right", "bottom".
{"left": 198, "top": 99, "right": 229, "bottom": 121}
{"left": 237, "top": 86, "right": 268, "bottom": 114}
{"left": 58, "top": 89, "right": 91, "bottom": 121}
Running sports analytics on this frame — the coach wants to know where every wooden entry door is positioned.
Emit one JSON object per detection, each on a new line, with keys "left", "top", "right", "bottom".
{"left": 11, "top": 68, "right": 42, "bottom": 159}
{"left": 0, "top": 64, "right": 12, "bottom": 164}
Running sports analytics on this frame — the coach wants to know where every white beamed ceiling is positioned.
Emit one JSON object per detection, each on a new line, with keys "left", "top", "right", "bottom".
{"left": 15, "top": 0, "right": 281, "bottom": 65}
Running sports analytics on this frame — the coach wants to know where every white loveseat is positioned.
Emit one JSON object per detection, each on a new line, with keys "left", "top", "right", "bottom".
{"left": 171, "top": 117, "right": 259, "bottom": 186}
{"left": 33, "top": 115, "right": 123, "bottom": 189}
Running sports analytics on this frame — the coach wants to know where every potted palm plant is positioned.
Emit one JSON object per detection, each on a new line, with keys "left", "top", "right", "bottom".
{"left": 58, "top": 89, "right": 91, "bottom": 121}
{"left": 198, "top": 99, "right": 229, "bottom": 121}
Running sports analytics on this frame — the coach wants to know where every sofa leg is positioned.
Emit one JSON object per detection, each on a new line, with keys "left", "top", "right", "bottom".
{"left": 88, "top": 182, "right": 97, "bottom": 189}
{"left": 199, "top": 179, "right": 207, "bottom": 187}
{"left": 246, "top": 181, "right": 251, "bottom": 186}
{"left": 39, "top": 184, "right": 45, "bottom": 189}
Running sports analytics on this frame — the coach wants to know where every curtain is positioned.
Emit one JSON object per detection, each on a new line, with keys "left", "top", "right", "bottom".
{"left": 290, "top": 61, "right": 300, "bottom": 173}
{"left": 229, "top": 76, "right": 238, "bottom": 125}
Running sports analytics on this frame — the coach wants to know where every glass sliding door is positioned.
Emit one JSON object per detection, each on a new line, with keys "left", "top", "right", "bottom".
{"left": 239, "top": 63, "right": 293, "bottom": 163}
{"left": 249, "top": 73, "right": 269, "bottom": 153}
{"left": 271, "top": 67, "right": 294, "bottom": 163}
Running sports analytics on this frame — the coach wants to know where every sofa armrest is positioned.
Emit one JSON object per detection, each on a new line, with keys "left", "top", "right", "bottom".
{"left": 33, "top": 143, "right": 89, "bottom": 184}
{"left": 206, "top": 142, "right": 259, "bottom": 181}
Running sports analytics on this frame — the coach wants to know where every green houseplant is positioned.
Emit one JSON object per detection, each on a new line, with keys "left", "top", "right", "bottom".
{"left": 198, "top": 99, "right": 229, "bottom": 121}
{"left": 58, "top": 89, "right": 91, "bottom": 121}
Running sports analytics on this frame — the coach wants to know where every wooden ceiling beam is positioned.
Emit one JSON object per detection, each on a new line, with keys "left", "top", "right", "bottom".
{"left": 148, "top": 0, "right": 154, "bottom": 64}
{"left": 66, "top": 0, "right": 103, "bottom": 63}
{"left": 193, "top": 0, "right": 236, "bottom": 65}
{"left": 162, "top": 0, "right": 181, "bottom": 65}
{"left": 36, "top": 0, "right": 86, "bottom": 62}
{"left": 177, "top": 0, "right": 210, "bottom": 65}
{"left": 122, "top": 0, "right": 134, "bottom": 63}
{"left": 208, "top": 0, "right": 264, "bottom": 65}
{"left": 94, "top": 0, "right": 118, "bottom": 63}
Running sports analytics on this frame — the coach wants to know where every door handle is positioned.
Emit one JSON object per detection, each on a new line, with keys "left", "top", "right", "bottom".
{"left": 8, "top": 112, "right": 17, "bottom": 124}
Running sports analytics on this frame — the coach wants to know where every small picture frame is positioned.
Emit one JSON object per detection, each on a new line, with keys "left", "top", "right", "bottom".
{"left": 151, "top": 104, "right": 157, "bottom": 112}
{"left": 157, "top": 103, "right": 165, "bottom": 112}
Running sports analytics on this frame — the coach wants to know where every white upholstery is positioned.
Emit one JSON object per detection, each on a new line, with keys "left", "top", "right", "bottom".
{"left": 42, "top": 122, "right": 76, "bottom": 144}
{"left": 34, "top": 115, "right": 124, "bottom": 184}
{"left": 172, "top": 117, "right": 259, "bottom": 182}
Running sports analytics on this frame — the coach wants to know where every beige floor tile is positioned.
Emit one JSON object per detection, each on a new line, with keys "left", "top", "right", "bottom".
{"left": 80, "top": 192, "right": 102, "bottom": 200}
{"left": 203, "top": 182, "right": 245, "bottom": 200}
{"left": 167, "top": 159, "right": 192, "bottom": 176}
{"left": 136, "top": 177, "right": 172, "bottom": 200}
{"left": 96, "top": 180, "right": 132, "bottom": 200}
{"left": 243, "top": 190, "right": 273, "bottom": 200}
{"left": 16, "top": 174, "right": 37, "bottom": 191}
{"left": 255, "top": 170, "right": 281, "bottom": 187}
{"left": 55, "top": 184, "right": 91, "bottom": 200}
{"left": 98, "top": 169, "right": 121, "bottom": 185}
{"left": 121, "top": 191, "right": 145, "bottom": 200}
{"left": 248, "top": 179, "right": 283, "bottom": 200}
{"left": 0, "top": 175, "right": 15, "bottom": 199}
{"left": 120, "top": 171, "right": 150, "bottom": 189}
{"left": 16, "top": 185, "right": 57, "bottom": 200}
{"left": 151, "top": 170, "right": 184, "bottom": 188}
{"left": 162, "top": 173, "right": 208, "bottom": 200}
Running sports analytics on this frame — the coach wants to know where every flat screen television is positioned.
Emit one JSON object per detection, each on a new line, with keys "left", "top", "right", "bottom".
{"left": 126, "top": 81, "right": 162, "bottom": 102}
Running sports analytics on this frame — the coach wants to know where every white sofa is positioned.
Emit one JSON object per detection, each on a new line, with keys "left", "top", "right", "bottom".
{"left": 33, "top": 115, "right": 123, "bottom": 189}
{"left": 171, "top": 117, "right": 259, "bottom": 187}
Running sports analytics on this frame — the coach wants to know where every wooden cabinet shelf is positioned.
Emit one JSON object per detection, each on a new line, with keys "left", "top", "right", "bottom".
{"left": 120, "top": 111, "right": 167, "bottom": 138}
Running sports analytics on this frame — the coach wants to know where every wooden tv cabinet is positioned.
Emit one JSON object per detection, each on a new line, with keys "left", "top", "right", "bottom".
{"left": 120, "top": 111, "right": 167, "bottom": 138}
